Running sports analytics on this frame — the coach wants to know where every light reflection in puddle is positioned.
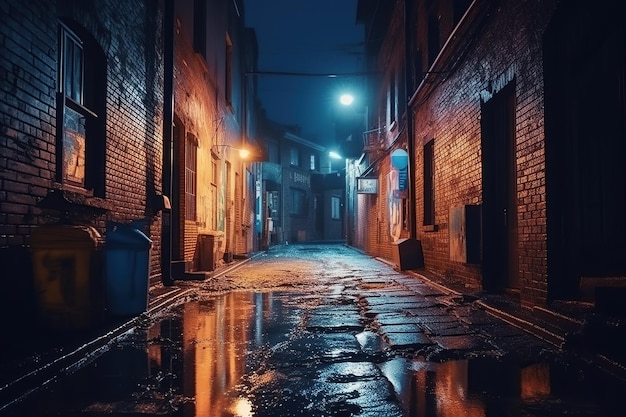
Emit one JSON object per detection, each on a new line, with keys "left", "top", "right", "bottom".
{"left": 382, "top": 357, "right": 620, "bottom": 417}
{"left": 150, "top": 291, "right": 297, "bottom": 417}
{"left": 4, "top": 290, "right": 624, "bottom": 417}
{"left": 5, "top": 291, "right": 298, "bottom": 417}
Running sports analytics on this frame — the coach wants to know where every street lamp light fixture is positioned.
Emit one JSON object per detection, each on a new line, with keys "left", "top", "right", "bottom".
{"left": 212, "top": 144, "right": 250, "bottom": 159}
{"left": 339, "top": 94, "right": 354, "bottom": 106}
{"left": 329, "top": 150, "right": 343, "bottom": 160}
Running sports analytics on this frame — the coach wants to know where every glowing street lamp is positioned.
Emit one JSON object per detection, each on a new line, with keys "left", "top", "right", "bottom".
{"left": 212, "top": 144, "right": 251, "bottom": 159}
{"left": 339, "top": 93, "right": 354, "bottom": 106}
{"left": 329, "top": 150, "right": 343, "bottom": 160}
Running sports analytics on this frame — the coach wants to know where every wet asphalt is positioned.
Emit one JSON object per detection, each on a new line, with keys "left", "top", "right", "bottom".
{"left": 1, "top": 243, "right": 624, "bottom": 416}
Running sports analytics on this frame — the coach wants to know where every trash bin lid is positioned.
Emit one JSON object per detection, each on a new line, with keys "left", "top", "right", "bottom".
{"left": 31, "top": 225, "right": 102, "bottom": 249}
{"left": 106, "top": 226, "right": 152, "bottom": 249}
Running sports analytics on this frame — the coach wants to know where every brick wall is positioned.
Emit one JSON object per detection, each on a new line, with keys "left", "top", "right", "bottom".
{"left": 0, "top": 0, "right": 165, "bottom": 312}
{"left": 411, "top": 0, "right": 557, "bottom": 307}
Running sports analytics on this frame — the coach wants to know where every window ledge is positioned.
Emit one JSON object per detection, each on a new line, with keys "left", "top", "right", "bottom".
{"left": 423, "top": 224, "right": 438, "bottom": 232}
{"left": 39, "top": 187, "right": 110, "bottom": 214}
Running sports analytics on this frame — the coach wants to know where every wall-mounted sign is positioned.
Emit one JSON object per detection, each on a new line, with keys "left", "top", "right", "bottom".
{"left": 357, "top": 177, "right": 378, "bottom": 194}
{"left": 391, "top": 148, "right": 409, "bottom": 191}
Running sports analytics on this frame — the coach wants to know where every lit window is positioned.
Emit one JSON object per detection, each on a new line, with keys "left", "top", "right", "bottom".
{"left": 57, "top": 22, "right": 104, "bottom": 193}
{"left": 310, "top": 154, "right": 316, "bottom": 171}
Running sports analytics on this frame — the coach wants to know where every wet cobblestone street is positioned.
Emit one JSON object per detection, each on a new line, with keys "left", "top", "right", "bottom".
{"left": 2, "top": 244, "right": 624, "bottom": 416}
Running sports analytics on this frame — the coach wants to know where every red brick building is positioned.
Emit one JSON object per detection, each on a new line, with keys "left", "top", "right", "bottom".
{"left": 356, "top": 0, "right": 626, "bottom": 310}
{"left": 0, "top": 0, "right": 258, "bottom": 324}
{"left": 168, "top": 0, "right": 257, "bottom": 279}
{"left": 1, "top": 0, "right": 166, "bottom": 321}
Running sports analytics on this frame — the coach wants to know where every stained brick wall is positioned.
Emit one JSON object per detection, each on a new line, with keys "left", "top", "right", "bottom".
{"left": 358, "top": 0, "right": 560, "bottom": 308}
{"left": 0, "top": 0, "right": 165, "bottom": 317}
{"left": 411, "top": 0, "right": 557, "bottom": 307}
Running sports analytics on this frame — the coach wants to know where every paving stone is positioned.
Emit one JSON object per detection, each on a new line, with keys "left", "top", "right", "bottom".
{"left": 373, "top": 312, "right": 424, "bottom": 325}
{"left": 404, "top": 307, "right": 449, "bottom": 317}
{"left": 385, "top": 331, "right": 434, "bottom": 349}
{"left": 431, "top": 334, "right": 488, "bottom": 351}
{"left": 378, "top": 323, "right": 424, "bottom": 335}
{"left": 307, "top": 313, "right": 363, "bottom": 332}
{"left": 355, "top": 331, "right": 389, "bottom": 353}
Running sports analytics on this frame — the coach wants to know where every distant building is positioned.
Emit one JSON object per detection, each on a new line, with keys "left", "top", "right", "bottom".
{"left": 259, "top": 122, "right": 345, "bottom": 245}
{"left": 355, "top": 0, "right": 626, "bottom": 310}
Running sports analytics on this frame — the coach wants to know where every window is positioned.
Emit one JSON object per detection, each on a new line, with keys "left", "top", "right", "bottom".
{"left": 423, "top": 140, "right": 435, "bottom": 225}
{"left": 389, "top": 71, "right": 396, "bottom": 125}
{"left": 291, "top": 188, "right": 307, "bottom": 216}
{"left": 331, "top": 196, "right": 341, "bottom": 220}
{"left": 428, "top": 13, "right": 441, "bottom": 66}
{"left": 310, "top": 154, "right": 316, "bottom": 171}
{"left": 57, "top": 22, "right": 105, "bottom": 194}
{"left": 185, "top": 133, "right": 198, "bottom": 221}
{"left": 211, "top": 157, "right": 218, "bottom": 229}
{"left": 193, "top": 0, "right": 207, "bottom": 56}
{"left": 290, "top": 147, "right": 300, "bottom": 167}
{"left": 225, "top": 33, "right": 233, "bottom": 106}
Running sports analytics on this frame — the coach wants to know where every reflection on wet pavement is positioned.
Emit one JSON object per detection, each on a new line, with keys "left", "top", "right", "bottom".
{"left": 4, "top": 289, "right": 623, "bottom": 416}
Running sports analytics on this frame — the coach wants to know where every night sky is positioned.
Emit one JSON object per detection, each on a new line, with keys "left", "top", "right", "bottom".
{"left": 244, "top": 0, "right": 364, "bottom": 147}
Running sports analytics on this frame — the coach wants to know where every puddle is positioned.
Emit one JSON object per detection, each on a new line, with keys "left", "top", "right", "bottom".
{"left": 4, "top": 291, "right": 302, "bottom": 417}
{"left": 4, "top": 290, "right": 625, "bottom": 416}
{"left": 380, "top": 356, "right": 624, "bottom": 416}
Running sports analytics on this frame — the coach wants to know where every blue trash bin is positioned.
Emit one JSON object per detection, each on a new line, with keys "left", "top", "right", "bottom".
{"left": 105, "top": 224, "right": 152, "bottom": 316}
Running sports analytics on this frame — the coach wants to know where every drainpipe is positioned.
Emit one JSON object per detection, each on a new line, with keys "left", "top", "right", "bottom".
{"left": 161, "top": 0, "right": 175, "bottom": 286}
{"left": 404, "top": 0, "right": 417, "bottom": 239}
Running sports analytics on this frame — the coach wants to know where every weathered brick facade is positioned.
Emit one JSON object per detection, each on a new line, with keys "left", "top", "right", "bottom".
{"left": 409, "top": 0, "right": 556, "bottom": 307}
{"left": 357, "top": 0, "right": 625, "bottom": 309}
{"left": 1, "top": 0, "right": 165, "bottom": 318}
{"left": 171, "top": 0, "right": 253, "bottom": 273}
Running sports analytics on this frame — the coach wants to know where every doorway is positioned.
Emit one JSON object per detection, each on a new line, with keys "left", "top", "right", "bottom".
{"left": 481, "top": 82, "right": 519, "bottom": 293}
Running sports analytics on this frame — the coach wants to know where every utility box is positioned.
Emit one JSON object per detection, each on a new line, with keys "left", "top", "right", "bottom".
{"left": 105, "top": 224, "right": 152, "bottom": 316}
{"left": 198, "top": 234, "right": 222, "bottom": 271}
{"left": 449, "top": 205, "right": 481, "bottom": 264}
{"left": 31, "top": 225, "right": 104, "bottom": 330}
{"left": 392, "top": 238, "right": 424, "bottom": 271}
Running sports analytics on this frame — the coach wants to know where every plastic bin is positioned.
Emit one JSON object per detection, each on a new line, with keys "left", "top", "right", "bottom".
{"left": 105, "top": 224, "right": 152, "bottom": 316}
{"left": 31, "top": 225, "right": 104, "bottom": 330}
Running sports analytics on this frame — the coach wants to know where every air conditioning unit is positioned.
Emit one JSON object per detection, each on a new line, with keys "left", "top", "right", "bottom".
{"left": 449, "top": 205, "right": 481, "bottom": 264}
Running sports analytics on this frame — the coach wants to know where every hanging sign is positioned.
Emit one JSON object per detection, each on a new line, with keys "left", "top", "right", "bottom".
{"left": 357, "top": 177, "right": 378, "bottom": 194}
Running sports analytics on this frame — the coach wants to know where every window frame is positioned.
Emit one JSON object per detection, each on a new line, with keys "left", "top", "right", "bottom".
{"left": 185, "top": 133, "right": 198, "bottom": 221}
{"left": 290, "top": 188, "right": 307, "bottom": 216}
{"left": 56, "top": 22, "right": 104, "bottom": 195}
{"left": 331, "top": 195, "right": 341, "bottom": 220}
{"left": 423, "top": 139, "right": 435, "bottom": 226}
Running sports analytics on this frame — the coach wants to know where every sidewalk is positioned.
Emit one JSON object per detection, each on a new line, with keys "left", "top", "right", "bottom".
{"left": 396, "top": 263, "right": 626, "bottom": 383}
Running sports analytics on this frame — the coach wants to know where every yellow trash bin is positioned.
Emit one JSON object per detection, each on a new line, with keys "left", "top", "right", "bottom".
{"left": 31, "top": 225, "right": 104, "bottom": 330}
